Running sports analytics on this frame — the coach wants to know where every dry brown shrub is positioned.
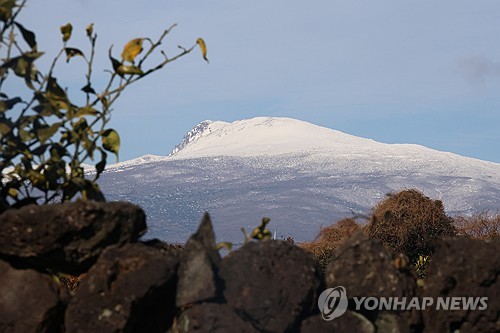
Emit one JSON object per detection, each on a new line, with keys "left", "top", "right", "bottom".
{"left": 301, "top": 218, "right": 361, "bottom": 270}
{"left": 366, "top": 189, "right": 455, "bottom": 262}
{"left": 454, "top": 212, "right": 500, "bottom": 239}
{"left": 59, "top": 273, "right": 87, "bottom": 292}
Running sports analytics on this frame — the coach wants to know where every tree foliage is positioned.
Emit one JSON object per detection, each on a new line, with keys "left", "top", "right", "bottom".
{"left": 0, "top": 0, "right": 207, "bottom": 212}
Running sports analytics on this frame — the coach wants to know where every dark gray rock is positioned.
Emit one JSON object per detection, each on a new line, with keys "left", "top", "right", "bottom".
{"left": 0, "top": 201, "right": 146, "bottom": 274}
{"left": 176, "top": 213, "right": 222, "bottom": 307}
{"left": 325, "top": 232, "right": 420, "bottom": 332}
{"left": 65, "top": 242, "right": 178, "bottom": 333}
{"left": 300, "top": 311, "right": 375, "bottom": 333}
{"left": 142, "top": 238, "right": 183, "bottom": 255}
{"left": 0, "top": 259, "right": 65, "bottom": 333}
{"left": 220, "top": 240, "right": 322, "bottom": 333}
{"left": 422, "top": 237, "right": 500, "bottom": 333}
{"left": 176, "top": 303, "right": 259, "bottom": 333}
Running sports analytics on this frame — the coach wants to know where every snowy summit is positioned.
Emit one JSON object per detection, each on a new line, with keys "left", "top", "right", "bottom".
{"left": 169, "top": 117, "right": 379, "bottom": 158}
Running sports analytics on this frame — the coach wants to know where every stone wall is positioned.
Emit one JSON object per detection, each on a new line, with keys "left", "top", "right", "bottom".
{"left": 0, "top": 201, "right": 498, "bottom": 332}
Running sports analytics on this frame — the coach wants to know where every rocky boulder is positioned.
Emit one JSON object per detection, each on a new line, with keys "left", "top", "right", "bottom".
{"left": 325, "top": 232, "right": 420, "bottom": 332}
{"left": 220, "top": 240, "right": 322, "bottom": 333}
{"left": 0, "top": 259, "right": 65, "bottom": 333}
{"left": 176, "top": 213, "right": 223, "bottom": 307}
{"left": 64, "top": 242, "right": 178, "bottom": 333}
{"left": 176, "top": 303, "right": 259, "bottom": 333}
{"left": 422, "top": 237, "right": 500, "bottom": 333}
{"left": 300, "top": 311, "right": 375, "bottom": 333}
{"left": 0, "top": 201, "right": 146, "bottom": 274}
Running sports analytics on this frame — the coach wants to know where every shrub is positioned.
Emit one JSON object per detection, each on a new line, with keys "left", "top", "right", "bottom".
{"left": 301, "top": 218, "right": 361, "bottom": 270}
{"left": 0, "top": 0, "right": 207, "bottom": 212}
{"left": 454, "top": 212, "right": 500, "bottom": 239}
{"left": 58, "top": 273, "right": 87, "bottom": 292}
{"left": 366, "top": 189, "right": 455, "bottom": 262}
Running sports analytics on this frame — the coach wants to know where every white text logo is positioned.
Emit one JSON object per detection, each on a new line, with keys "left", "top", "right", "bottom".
{"left": 317, "top": 286, "right": 348, "bottom": 321}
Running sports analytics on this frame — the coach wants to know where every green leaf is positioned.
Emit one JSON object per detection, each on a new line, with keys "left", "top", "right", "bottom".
{"left": 76, "top": 106, "right": 98, "bottom": 117}
{"left": 49, "top": 144, "right": 67, "bottom": 163}
{"left": 46, "top": 77, "right": 71, "bottom": 111}
{"left": 46, "top": 77, "right": 67, "bottom": 99}
{"left": 37, "top": 122, "right": 61, "bottom": 143}
{"left": 95, "top": 149, "right": 107, "bottom": 178}
{"left": 82, "top": 135, "right": 95, "bottom": 159}
{"left": 0, "top": 97, "right": 23, "bottom": 112}
{"left": 33, "top": 102, "right": 58, "bottom": 117}
{"left": 14, "top": 22, "right": 37, "bottom": 50}
{"left": 65, "top": 48, "right": 84, "bottom": 63}
{"left": 101, "top": 128, "right": 120, "bottom": 159}
{"left": 116, "top": 64, "right": 144, "bottom": 76}
{"left": 72, "top": 118, "right": 89, "bottom": 136}
{"left": 107, "top": 45, "right": 141, "bottom": 77}
{"left": 0, "top": 0, "right": 16, "bottom": 22}
{"left": 62, "top": 180, "right": 81, "bottom": 201}
{"left": 60, "top": 23, "right": 73, "bottom": 42}
{"left": 27, "top": 169, "right": 45, "bottom": 188}
{"left": 0, "top": 119, "right": 12, "bottom": 135}
{"left": 1, "top": 52, "right": 43, "bottom": 89}
{"left": 108, "top": 46, "right": 121, "bottom": 72}
{"left": 82, "top": 180, "right": 105, "bottom": 202}
{"left": 216, "top": 241, "right": 233, "bottom": 251}
{"left": 32, "top": 144, "right": 49, "bottom": 156}
{"left": 81, "top": 83, "right": 96, "bottom": 95}
{"left": 70, "top": 166, "right": 84, "bottom": 178}
{"left": 44, "top": 163, "right": 66, "bottom": 190}
{"left": 19, "top": 128, "right": 33, "bottom": 142}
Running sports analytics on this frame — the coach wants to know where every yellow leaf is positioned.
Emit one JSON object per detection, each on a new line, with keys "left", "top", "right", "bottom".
{"left": 196, "top": 38, "right": 209, "bottom": 63}
{"left": 60, "top": 23, "right": 73, "bottom": 42}
{"left": 116, "top": 64, "right": 144, "bottom": 76}
{"left": 216, "top": 242, "right": 233, "bottom": 251}
{"left": 8, "top": 188, "right": 18, "bottom": 198}
{"left": 121, "top": 38, "right": 144, "bottom": 63}
{"left": 86, "top": 23, "right": 94, "bottom": 38}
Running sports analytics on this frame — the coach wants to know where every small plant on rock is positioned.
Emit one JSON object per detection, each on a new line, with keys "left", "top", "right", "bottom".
{"left": 241, "top": 217, "right": 273, "bottom": 243}
{"left": 414, "top": 254, "right": 430, "bottom": 279}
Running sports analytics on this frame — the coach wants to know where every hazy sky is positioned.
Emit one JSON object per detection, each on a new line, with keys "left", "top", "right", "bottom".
{"left": 16, "top": 1, "right": 500, "bottom": 163}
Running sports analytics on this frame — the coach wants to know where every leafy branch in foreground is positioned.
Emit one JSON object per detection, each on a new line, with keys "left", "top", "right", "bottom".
{"left": 0, "top": 0, "right": 208, "bottom": 212}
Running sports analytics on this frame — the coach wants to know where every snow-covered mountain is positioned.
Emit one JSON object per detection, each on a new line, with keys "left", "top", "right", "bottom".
{"left": 97, "top": 117, "right": 500, "bottom": 244}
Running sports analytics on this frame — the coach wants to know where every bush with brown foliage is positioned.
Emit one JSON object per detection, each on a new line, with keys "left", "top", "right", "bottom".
{"left": 59, "top": 273, "right": 87, "bottom": 292}
{"left": 454, "top": 212, "right": 500, "bottom": 239}
{"left": 366, "top": 189, "right": 456, "bottom": 262}
{"left": 301, "top": 218, "right": 361, "bottom": 270}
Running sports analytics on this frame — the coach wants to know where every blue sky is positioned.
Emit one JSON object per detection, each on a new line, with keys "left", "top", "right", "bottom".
{"left": 18, "top": 1, "right": 500, "bottom": 163}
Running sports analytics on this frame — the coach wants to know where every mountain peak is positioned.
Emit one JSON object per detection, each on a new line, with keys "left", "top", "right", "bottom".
{"left": 170, "top": 120, "right": 218, "bottom": 156}
{"left": 169, "top": 117, "right": 376, "bottom": 158}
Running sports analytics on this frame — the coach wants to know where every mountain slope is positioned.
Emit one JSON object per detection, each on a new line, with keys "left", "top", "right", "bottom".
{"left": 97, "top": 117, "right": 500, "bottom": 244}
